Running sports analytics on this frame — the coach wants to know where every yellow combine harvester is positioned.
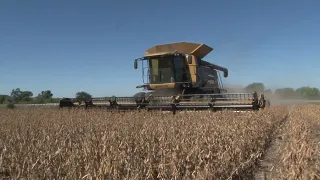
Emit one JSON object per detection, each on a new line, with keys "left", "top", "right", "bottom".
{"left": 60, "top": 42, "right": 270, "bottom": 113}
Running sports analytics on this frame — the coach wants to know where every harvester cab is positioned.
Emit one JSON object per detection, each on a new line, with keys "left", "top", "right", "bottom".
{"left": 134, "top": 42, "right": 229, "bottom": 96}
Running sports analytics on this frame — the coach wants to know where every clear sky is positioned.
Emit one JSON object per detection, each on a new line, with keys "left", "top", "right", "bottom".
{"left": 1, "top": 0, "right": 319, "bottom": 97}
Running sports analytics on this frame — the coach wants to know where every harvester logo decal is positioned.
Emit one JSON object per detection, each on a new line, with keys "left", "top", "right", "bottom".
{"left": 207, "top": 80, "right": 215, "bottom": 85}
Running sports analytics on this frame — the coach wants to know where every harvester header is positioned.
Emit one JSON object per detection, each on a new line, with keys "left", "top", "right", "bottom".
{"left": 145, "top": 42, "right": 213, "bottom": 59}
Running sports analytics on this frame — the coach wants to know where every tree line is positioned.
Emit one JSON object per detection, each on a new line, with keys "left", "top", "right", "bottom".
{"left": 0, "top": 89, "right": 95, "bottom": 105}
{"left": 1, "top": 83, "right": 320, "bottom": 105}
{"left": 229, "top": 83, "right": 320, "bottom": 100}
{"left": 0, "top": 88, "right": 58, "bottom": 105}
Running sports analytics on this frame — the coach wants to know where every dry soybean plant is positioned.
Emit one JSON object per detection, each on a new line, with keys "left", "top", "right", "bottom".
{"left": 280, "top": 104, "right": 320, "bottom": 180}
{"left": 0, "top": 107, "right": 287, "bottom": 179}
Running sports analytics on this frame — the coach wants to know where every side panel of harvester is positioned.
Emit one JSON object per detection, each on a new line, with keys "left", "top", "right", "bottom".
{"left": 197, "top": 65, "right": 220, "bottom": 89}
{"left": 196, "top": 60, "right": 229, "bottom": 93}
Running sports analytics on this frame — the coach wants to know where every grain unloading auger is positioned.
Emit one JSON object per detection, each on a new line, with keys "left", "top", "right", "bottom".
{"left": 59, "top": 42, "right": 270, "bottom": 113}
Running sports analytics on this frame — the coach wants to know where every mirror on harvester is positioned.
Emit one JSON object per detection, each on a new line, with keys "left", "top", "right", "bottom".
{"left": 186, "top": 55, "right": 192, "bottom": 64}
{"left": 134, "top": 59, "right": 138, "bottom": 69}
{"left": 224, "top": 70, "right": 228, "bottom": 78}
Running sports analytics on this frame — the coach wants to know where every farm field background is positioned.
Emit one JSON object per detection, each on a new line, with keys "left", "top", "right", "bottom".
{"left": 0, "top": 105, "right": 319, "bottom": 179}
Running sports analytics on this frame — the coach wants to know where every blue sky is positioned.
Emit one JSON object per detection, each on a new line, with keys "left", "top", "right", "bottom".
{"left": 1, "top": 0, "right": 319, "bottom": 97}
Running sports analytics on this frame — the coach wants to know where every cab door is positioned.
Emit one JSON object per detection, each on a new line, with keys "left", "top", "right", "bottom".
{"left": 173, "top": 55, "right": 185, "bottom": 82}
{"left": 195, "top": 58, "right": 203, "bottom": 85}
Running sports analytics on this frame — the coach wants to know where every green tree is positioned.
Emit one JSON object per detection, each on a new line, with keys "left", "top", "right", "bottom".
{"left": 245, "top": 82, "right": 265, "bottom": 93}
{"left": 76, "top": 91, "right": 92, "bottom": 102}
{"left": 296, "top": 87, "right": 320, "bottom": 99}
{"left": 33, "top": 97, "right": 45, "bottom": 104}
{"left": 20, "top": 91, "right": 33, "bottom": 102}
{"left": 10, "top": 88, "right": 33, "bottom": 103}
{"left": 50, "top": 98, "right": 61, "bottom": 103}
{"left": 0, "top": 95, "right": 9, "bottom": 104}
{"left": 10, "top": 88, "right": 22, "bottom": 103}
{"left": 38, "top": 90, "right": 53, "bottom": 99}
{"left": 274, "top": 88, "right": 297, "bottom": 99}
{"left": 34, "top": 90, "right": 54, "bottom": 103}
{"left": 7, "top": 103, "right": 15, "bottom": 109}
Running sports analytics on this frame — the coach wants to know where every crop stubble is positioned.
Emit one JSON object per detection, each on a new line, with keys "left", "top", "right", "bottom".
{"left": 0, "top": 105, "right": 318, "bottom": 179}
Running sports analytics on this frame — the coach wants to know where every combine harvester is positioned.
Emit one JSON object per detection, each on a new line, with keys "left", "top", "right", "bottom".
{"left": 59, "top": 42, "right": 270, "bottom": 114}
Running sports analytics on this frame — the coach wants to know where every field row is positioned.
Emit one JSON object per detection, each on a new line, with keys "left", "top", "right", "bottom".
{"left": 278, "top": 105, "right": 320, "bottom": 179}
{"left": 0, "top": 105, "right": 319, "bottom": 179}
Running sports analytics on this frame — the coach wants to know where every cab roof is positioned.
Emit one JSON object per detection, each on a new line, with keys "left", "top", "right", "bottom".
{"left": 145, "top": 42, "right": 213, "bottom": 59}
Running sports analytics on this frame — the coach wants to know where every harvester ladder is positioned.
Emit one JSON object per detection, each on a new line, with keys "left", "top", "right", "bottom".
{"left": 217, "top": 71, "right": 224, "bottom": 90}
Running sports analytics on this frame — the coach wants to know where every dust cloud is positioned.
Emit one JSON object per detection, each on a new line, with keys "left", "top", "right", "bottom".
{"left": 224, "top": 85, "right": 311, "bottom": 107}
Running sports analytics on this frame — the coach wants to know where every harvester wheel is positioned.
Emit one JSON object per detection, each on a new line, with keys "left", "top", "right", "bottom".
{"left": 265, "top": 99, "right": 271, "bottom": 107}
{"left": 251, "top": 91, "right": 260, "bottom": 110}
{"left": 259, "top": 99, "right": 266, "bottom": 109}
{"left": 258, "top": 93, "right": 266, "bottom": 109}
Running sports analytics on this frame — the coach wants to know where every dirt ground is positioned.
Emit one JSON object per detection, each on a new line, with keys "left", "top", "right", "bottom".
{"left": 254, "top": 116, "right": 289, "bottom": 180}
